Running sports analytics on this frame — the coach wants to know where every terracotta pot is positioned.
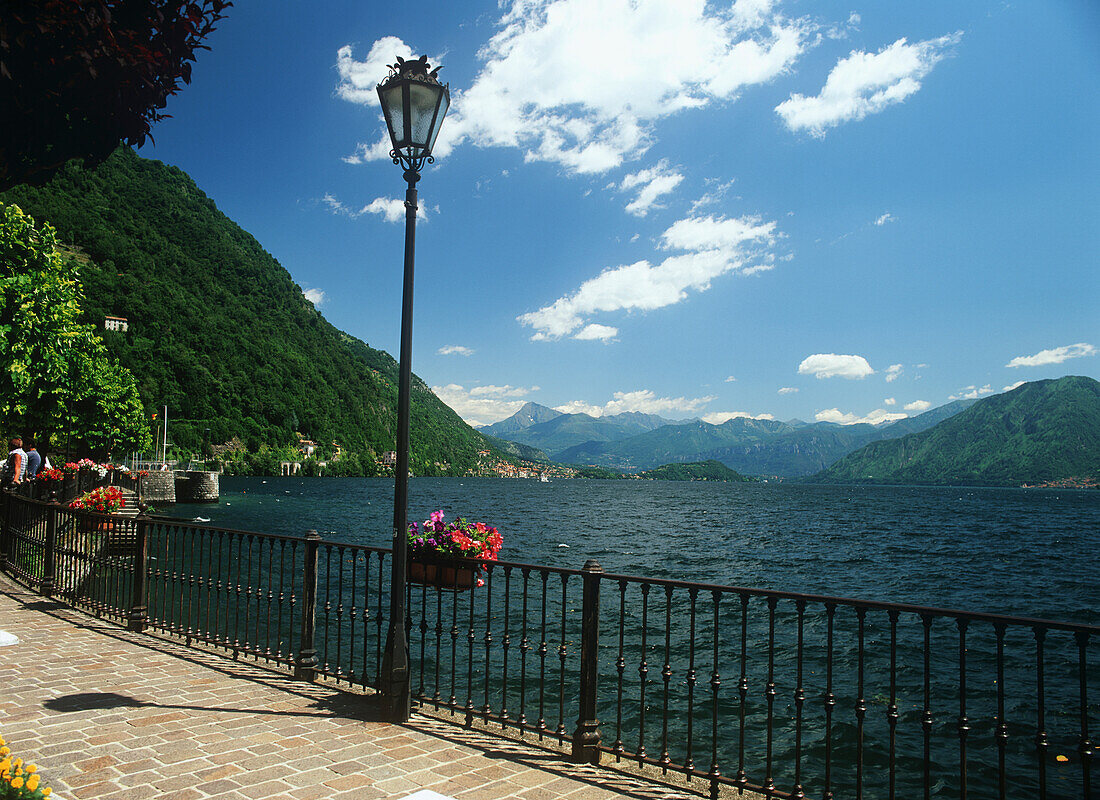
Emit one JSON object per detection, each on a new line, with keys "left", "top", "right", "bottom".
{"left": 408, "top": 559, "right": 477, "bottom": 590}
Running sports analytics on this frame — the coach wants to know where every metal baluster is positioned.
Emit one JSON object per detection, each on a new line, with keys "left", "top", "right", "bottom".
{"left": 417, "top": 576, "right": 427, "bottom": 699}
{"left": 186, "top": 525, "right": 196, "bottom": 641}
{"left": 518, "top": 568, "right": 530, "bottom": 732}
{"left": 376, "top": 552, "right": 385, "bottom": 684}
{"left": 501, "top": 566, "right": 512, "bottom": 726}
{"left": 685, "top": 587, "right": 698, "bottom": 778}
{"left": 466, "top": 568, "right": 476, "bottom": 727}
{"left": 856, "top": 605, "right": 868, "bottom": 800}
{"left": 433, "top": 576, "right": 443, "bottom": 707}
{"left": 614, "top": 580, "right": 627, "bottom": 760}
{"left": 1035, "top": 625, "right": 1049, "bottom": 799}
{"left": 322, "top": 547, "right": 332, "bottom": 675}
{"left": 558, "top": 573, "right": 569, "bottom": 742}
{"left": 922, "top": 612, "right": 934, "bottom": 800}
{"left": 708, "top": 591, "right": 722, "bottom": 800}
{"left": 264, "top": 539, "right": 275, "bottom": 660}
{"left": 888, "top": 608, "right": 900, "bottom": 800}
{"left": 793, "top": 599, "right": 806, "bottom": 800}
{"left": 1076, "top": 631, "right": 1093, "bottom": 799}
{"left": 537, "top": 570, "right": 549, "bottom": 740}
{"left": 995, "top": 623, "right": 1007, "bottom": 800}
{"left": 289, "top": 540, "right": 299, "bottom": 669}
{"left": 957, "top": 617, "right": 970, "bottom": 800}
{"left": 736, "top": 592, "right": 749, "bottom": 792}
{"left": 335, "top": 545, "right": 345, "bottom": 679}
{"left": 450, "top": 567, "right": 459, "bottom": 713}
{"left": 348, "top": 552, "right": 359, "bottom": 685}
{"left": 213, "top": 533, "right": 224, "bottom": 646}
{"left": 764, "top": 595, "right": 778, "bottom": 797}
{"left": 243, "top": 535, "right": 254, "bottom": 653}
{"left": 483, "top": 564, "right": 494, "bottom": 721}
{"left": 639, "top": 582, "right": 651, "bottom": 765}
{"left": 361, "top": 551, "right": 371, "bottom": 690}
{"left": 660, "top": 585, "right": 674, "bottom": 773}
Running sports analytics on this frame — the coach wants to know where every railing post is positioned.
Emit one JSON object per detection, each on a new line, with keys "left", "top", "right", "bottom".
{"left": 0, "top": 489, "right": 10, "bottom": 572}
{"left": 41, "top": 500, "right": 58, "bottom": 596}
{"left": 128, "top": 505, "right": 150, "bottom": 632}
{"left": 573, "top": 558, "right": 603, "bottom": 764}
{"left": 295, "top": 529, "right": 322, "bottom": 682}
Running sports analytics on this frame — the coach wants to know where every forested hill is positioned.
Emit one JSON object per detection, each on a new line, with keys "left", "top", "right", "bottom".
{"left": 1, "top": 147, "right": 490, "bottom": 474}
{"left": 810, "top": 376, "right": 1100, "bottom": 486}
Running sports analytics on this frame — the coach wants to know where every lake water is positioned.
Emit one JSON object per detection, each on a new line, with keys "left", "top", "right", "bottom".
{"left": 155, "top": 477, "right": 1098, "bottom": 798}
{"left": 160, "top": 476, "right": 1099, "bottom": 624}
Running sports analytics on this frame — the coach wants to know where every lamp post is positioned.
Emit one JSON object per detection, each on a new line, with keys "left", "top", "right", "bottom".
{"left": 376, "top": 54, "right": 450, "bottom": 722}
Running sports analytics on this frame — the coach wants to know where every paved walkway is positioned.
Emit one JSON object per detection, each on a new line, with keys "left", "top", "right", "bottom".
{"left": 0, "top": 576, "right": 715, "bottom": 800}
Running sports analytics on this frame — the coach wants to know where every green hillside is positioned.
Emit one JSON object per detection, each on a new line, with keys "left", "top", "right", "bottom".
{"left": 1, "top": 148, "right": 492, "bottom": 475}
{"left": 637, "top": 460, "right": 749, "bottom": 481}
{"left": 811, "top": 377, "right": 1100, "bottom": 486}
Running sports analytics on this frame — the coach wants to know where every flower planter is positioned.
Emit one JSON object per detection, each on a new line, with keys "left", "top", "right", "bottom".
{"left": 408, "top": 559, "right": 478, "bottom": 591}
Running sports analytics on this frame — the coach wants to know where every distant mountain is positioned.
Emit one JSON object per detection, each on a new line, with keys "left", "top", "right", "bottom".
{"left": 811, "top": 377, "right": 1100, "bottom": 486}
{"left": 482, "top": 434, "right": 552, "bottom": 464}
{"left": 484, "top": 406, "right": 673, "bottom": 457}
{"left": 637, "top": 460, "right": 749, "bottom": 482}
{"left": 479, "top": 402, "right": 562, "bottom": 437}
{"left": 558, "top": 401, "right": 976, "bottom": 476}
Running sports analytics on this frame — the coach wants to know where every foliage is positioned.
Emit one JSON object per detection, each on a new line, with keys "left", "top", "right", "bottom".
{"left": 811, "top": 377, "right": 1100, "bottom": 486}
{"left": 70, "top": 485, "right": 126, "bottom": 513}
{"left": 0, "top": 735, "right": 52, "bottom": 798}
{"left": 2, "top": 148, "right": 498, "bottom": 474}
{"left": 0, "top": 203, "right": 150, "bottom": 458}
{"left": 572, "top": 466, "right": 625, "bottom": 480}
{"left": 408, "top": 510, "right": 503, "bottom": 562}
{"left": 637, "top": 460, "right": 750, "bottom": 482}
{"left": 0, "top": 1, "right": 230, "bottom": 191}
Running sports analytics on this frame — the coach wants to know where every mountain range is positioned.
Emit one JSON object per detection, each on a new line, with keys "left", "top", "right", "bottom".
{"left": 482, "top": 399, "right": 976, "bottom": 477}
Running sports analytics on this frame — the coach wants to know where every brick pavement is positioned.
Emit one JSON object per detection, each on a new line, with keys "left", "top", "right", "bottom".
{"left": 0, "top": 576, "right": 732, "bottom": 800}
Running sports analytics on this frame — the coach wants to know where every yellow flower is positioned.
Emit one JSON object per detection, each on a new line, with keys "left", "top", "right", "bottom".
{"left": 26, "top": 764, "right": 37, "bottom": 773}
{"left": 0, "top": 757, "right": 9, "bottom": 771}
{"left": 0, "top": 746, "right": 9, "bottom": 756}
{"left": 10, "top": 776, "right": 23, "bottom": 789}
{"left": 43, "top": 787, "right": 52, "bottom": 796}
{"left": 27, "top": 773, "right": 40, "bottom": 791}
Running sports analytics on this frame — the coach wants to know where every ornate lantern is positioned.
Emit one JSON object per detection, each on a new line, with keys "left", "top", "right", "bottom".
{"left": 376, "top": 55, "right": 450, "bottom": 174}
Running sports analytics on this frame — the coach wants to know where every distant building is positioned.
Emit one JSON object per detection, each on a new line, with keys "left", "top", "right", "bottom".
{"left": 104, "top": 315, "right": 129, "bottom": 332}
{"left": 381, "top": 451, "right": 397, "bottom": 466}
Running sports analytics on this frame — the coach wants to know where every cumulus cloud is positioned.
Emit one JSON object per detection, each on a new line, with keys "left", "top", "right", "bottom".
{"left": 778, "top": 386, "right": 799, "bottom": 394}
{"left": 303, "top": 288, "right": 325, "bottom": 307}
{"left": 798, "top": 353, "right": 875, "bottom": 380}
{"left": 1005, "top": 342, "right": 1096, "bottom": 368}
{"left": 904, "top": 400, "right": 931, "bottom": 412}
{"left": 338, "top": 1, "right": 810, "bottom": 173}
{"left": 573, "top": 323, "right": 619, "bottom": 341}
{"left": 322, "top": 193, "right": 423, "bottom": 224}
{"left": 815, "top": 407, "right": 907, "bottom": 425}
{"left": 554, "top": 389, "right": 714, "bottom": 419}
{"left": 949, "top": 384, "right": 993, "bottom": 401}
{"left": 702, "top": 411, "right": 775, "bottom": 424}
{"left": 431, "top": 383, "right": 538, "bottom": 426}
{"left": 874, "top": 212, "right": 895, "bottom": 226}
{"left": 724, "top": 375, "right": 737, "bottom": 383}
{"left": 438, "top": 345, "right": 475, "bottom": 356}
{"left": 883, "top": 397, "right": 896, "bottom": 406}
{"left": 885, "top": 363, "right": 903, "bottom": 382}
{"left": 776, "top": 32, "right": 962, "bottom": 136}
{"left": 1002, "top": 381, "right": 1026, "bottom": 392}
{"left": 619, "top": 160, "right": 684, "bottom": 216}
{"left": 519, "top": 213, "right": 778, "bottom": 340}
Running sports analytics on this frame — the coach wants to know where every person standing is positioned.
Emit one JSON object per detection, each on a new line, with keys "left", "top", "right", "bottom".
{"left": 24, "top": 442, "right": 41, "bottom": 479}
{"left": 3, "top": 437, "right": 27, "bottom": 487}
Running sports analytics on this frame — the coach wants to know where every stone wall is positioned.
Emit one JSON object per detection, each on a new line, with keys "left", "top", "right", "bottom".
{"left": 174, "top": 471, "right": 219, "bottom": 503}
{"left": 141, "top": 471, "right": 176, "bottom": 503}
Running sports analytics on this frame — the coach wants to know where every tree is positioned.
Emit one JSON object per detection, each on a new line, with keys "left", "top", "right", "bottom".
{"left": 0, "top": 1, "right": 231, "bottom": 191}
{"left": 0, "top": 202, "right": 151, "bottom": 458}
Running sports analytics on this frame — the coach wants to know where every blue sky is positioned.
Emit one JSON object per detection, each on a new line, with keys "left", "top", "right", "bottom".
{"left": 146, "top": 0, "right": 1099, "bottom": 427}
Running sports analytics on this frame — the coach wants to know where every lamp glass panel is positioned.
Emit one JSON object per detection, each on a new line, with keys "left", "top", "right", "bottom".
{"left": 408, "top": 82, "right": 444, "bottom": 149}
{"left": 426, "top": 91, "right": 450, "bottom": 153}
{"left": 379, "top": 82, "right": 406, "bottom": 148}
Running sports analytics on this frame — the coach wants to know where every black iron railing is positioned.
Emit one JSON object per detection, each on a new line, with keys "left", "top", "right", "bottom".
{"left": 0, "top": 490, "right": 1094, "bottom": 799}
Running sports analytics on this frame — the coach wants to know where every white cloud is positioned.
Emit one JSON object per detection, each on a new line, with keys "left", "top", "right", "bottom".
{"left": 303, "top": 288, "right": 325, "bottom": 307}
{"left": 431, "top": 383, "right": 537, "bottom": 426}
{"left": 1005, "top": 342, "right": 1096, "bottom": 368}
{"left": 815, "top": 407, "right": 907, "bottom": 425}
{"left": 519, "top": 213, "right": 778, "bottom": 340}
{"left": 339, "top": 1, "right": 810, "bottom": 173}
{"left": 724, "top": 375, "right": 737, "bottom": 383}
{"left": 555, "top": 389, "right": 714, "bottom": 418}
{"left": 948, "top": 384, "right": 993, "bottom": 401}
{"left": 690, "top": 178, "right": 737, "bottom": 214}
{"left": 619, "top": 160, "right": 684, "bottom": 216}
{"left": 904, "top": 400, "right": 931, "bottom": 412}
{"left": 322, "top": 193, "right": 424, "bottom": 224}
{"left": 874, "top": 212, "right": 895, "bottom": 226}
{"left": 778, "top": 386, "right": 799, "bottom": 394}
{"left": 883, "top": 397, "right": 896, "bottom": 405}
{"left": 1002, "top": 381, "right": 1026, "bottom": 393}
{"left": 798, "top": 353, "right": 875, "bottom": 380}
{"left": 573, "top": 323, "right": 619, "bottom": 341}
{"left": 776, "top": 32, "right": 962, "bottom": 136}
{"left": 438, "top": 345, "right": 475, "bottom": 357}
{"left": 885, "top": 363, "right": 903, "bottom": 382}
{"left": 702, "top": 411, "right": 775, "bottom": 424}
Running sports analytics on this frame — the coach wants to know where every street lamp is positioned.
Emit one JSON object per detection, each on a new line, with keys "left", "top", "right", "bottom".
{"left": 376, "top": 54, "right": 450, "bottom": 722}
